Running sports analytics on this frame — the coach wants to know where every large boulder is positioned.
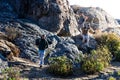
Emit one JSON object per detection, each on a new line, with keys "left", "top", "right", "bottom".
{"left": 29, "top": 0, "right": 80, "bottom": 36}
{"left": 48, "top": 37, "right": 83, "bottom": 64}
{"left": 71, "top": 5, "right": 120, "bottom": 35}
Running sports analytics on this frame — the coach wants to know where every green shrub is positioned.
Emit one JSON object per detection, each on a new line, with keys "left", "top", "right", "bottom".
{"left": 82, "top": 58, "right": 104, "bottom": 74}
{"left": 48, "top": 56, "right": 73, "bottom": 76}
{"left": 95, "top": 33, "right": 120, "bottom": 61}
{"left": 82, "top": 46, "right": 111, "bottom": 74}
{"left": 106, "top": 33, "right": 120, "bottom": 54}
{"left": 2, "top": 67, "right": 20, "bottom": 80}
{"left": 108, "top": 76, "right": 116, "bottom": 80}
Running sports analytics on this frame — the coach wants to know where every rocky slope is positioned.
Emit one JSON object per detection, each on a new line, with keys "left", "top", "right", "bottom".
{"left": 0, "top": 0, "right": 120, "bottom": 79}
{"left": 0, "top": 0, "right": 81, "bottom": 72}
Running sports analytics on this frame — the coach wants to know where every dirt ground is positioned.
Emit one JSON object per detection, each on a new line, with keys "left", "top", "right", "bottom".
{"left": 0, "top": 57, "right": 120, "bottom": 80}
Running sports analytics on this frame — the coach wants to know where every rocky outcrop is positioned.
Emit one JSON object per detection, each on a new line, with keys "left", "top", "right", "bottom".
{"left": 28, "top": 0, "right": 80, "bottom": 36}
{"left": 39, "top": 0, "right": 79, "bottom": 36}
{"left": 71, "top": 5, "right": 120, "bottom": 35}
{"left": 49, "top": 37, "right": 83, "bottom": 63}
{"left": 0, "top": 19, "right": 82, "bottom": 63}
{"left": 5, "top": 0, "right": 80, "bottom": 36}
{"left": 0, "top": 0, "right": 83, "bottom": 63}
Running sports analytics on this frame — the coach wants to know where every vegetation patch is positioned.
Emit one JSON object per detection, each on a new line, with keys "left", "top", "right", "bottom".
{"left": 48, "top": 56, "right": 73, "bottom": 77}
{"left": 2, "top": 67, "right": 20, "bottom": 80}
{"left": 95, "top": 33, "right": 120, "bottom": 61}
{"left": 82, "top": 46, "right": 111, "bottom": 74}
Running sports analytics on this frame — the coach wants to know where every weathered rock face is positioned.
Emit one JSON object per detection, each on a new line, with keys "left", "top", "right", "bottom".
{"left": 0, "top": 0, "right": 18, "bottom": 19}
{"left": 71, "top": 5, "right": 120, "bottom": 35}
{"left": 0, "top": 20, "right": 49, "bottom": 62}
{"left": 7, "top": 0, "right": 80, "bottom": 36}
{"left": 0, "top": 0, "right": 82, "bottom": 63}
{"left": 0, "top": 19, "right": 82, "bottom": 63}
{"left": 49, "top": 37, "right": 82, "bottom": 63}
{"left": 29, "top": 0, "right": 80, "bottom": 36}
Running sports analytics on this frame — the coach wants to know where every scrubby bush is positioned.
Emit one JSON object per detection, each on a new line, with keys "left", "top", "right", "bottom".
{"left": 82, "top": 46, "right": 111, "bottom": 74}
{"left": 48, "top": 56, "right": 73, "bottom": 76}
{"left": 95, "top": 33, "right": 120, "bottom": 61}
{"left": 2, "top": 67, "right": 20, "bottom": 80}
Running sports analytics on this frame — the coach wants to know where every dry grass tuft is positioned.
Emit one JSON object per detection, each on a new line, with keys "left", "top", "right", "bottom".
{"left": 5, "top": 27, "right": 22, "bottom": 41}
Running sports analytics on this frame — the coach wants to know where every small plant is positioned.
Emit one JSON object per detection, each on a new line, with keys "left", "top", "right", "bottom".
{"left": 82, "top": 46, "right": 111, "bottom": 74}
{"left": 48, "top": 56, "right": 73, "bottom": 76}
{"left": 2, "top": 67, "right": 20, "bottom": 80}
{"left": 108, "top": 76, "right": 116, "bottom": 80}
{"left": 5, "top": 27, "right": 22, "bottom": 41}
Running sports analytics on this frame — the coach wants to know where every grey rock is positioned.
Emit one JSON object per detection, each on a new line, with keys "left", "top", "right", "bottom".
{"left": 116, "top": 19, "right": 120, "bottom": 24}
{"left": 49, "top": 38, "right": 83, "bottom": 63}
{"left": 0, "top": 0, "right": 119, "bottom": 36}
{"left": 36, "top": 0, "right": 80, "bottom": 36}
{"left": 6, "top": 0, "right": 80, "bottom": 36}
{"left": 71, "top": 6, "right": 120, "bottom": 35}
{"left": 0, "top": 0, "right": 18, "bottom": 18}
{"left": 0, "top": 58, "right": 8, "bottom": 73}
{"left": 72, "top": 35, "right": 97, "bottom": 54}
{"left": 0, "top": 19, "right": 82, "bottom": 65}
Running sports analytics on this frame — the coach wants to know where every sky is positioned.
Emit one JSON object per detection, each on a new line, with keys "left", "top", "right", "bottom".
{"left": 68, "top": 0, "right": 120, "bottom": 19}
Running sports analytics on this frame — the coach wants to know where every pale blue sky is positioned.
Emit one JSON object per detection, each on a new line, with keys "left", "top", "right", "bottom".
{"left": 68, "top": 0, "right": 120, "bottom": 19}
